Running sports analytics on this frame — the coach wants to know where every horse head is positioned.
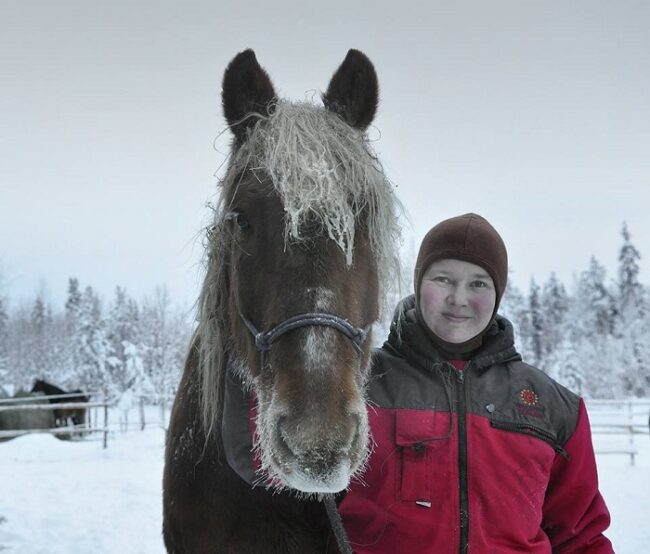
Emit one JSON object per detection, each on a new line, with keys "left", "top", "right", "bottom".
{"left": 198, "top": 49, "right": 400, "bottom": 495}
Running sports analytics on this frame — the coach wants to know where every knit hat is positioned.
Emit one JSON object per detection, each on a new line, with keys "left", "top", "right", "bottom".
{"left": 414, "top": 213, "right": 508, "bottom": 354}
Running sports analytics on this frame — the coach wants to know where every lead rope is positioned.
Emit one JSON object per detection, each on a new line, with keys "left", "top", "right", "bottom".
{"left": 324, "top": 493, "right": 354, "bottom": 554}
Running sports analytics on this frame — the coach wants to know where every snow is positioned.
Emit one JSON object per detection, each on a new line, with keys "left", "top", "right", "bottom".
{"left": 598, "top": 444, "right": 650, "bottom": 553}
{"left": 0, "top": 409, "right": 648, "bottom": 553}
{"left": 0, "top": 422, "right": 166, "bottom": 553}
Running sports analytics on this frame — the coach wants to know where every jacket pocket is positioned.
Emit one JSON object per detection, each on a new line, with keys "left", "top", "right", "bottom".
{"left": 395, "top": 411, "right": 452, "bottom": 505}
{"left": 489, "top": 419, "right": 569, "bottom": 459}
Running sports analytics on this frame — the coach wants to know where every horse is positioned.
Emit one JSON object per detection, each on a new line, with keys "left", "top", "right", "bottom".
{"left": 30, "top": 379, "right": 89, "bottom": 428}
{"left": 162, "top": 49, "right": 401, "bottom": 553}
{"left": 0, "top": 390, "right": 56, "bottom": 442}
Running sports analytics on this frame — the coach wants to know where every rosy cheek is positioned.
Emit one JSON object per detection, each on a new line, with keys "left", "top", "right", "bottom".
{"left": 469, "top": 295, "right": 495, "bottom": 317}
{"left": 420, "top": 285, "right": 444, "bottom": 309}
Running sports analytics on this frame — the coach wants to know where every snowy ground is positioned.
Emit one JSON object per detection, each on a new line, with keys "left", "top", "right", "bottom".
{"left": 0, "top": 407, "right": 648, "bottom": 553}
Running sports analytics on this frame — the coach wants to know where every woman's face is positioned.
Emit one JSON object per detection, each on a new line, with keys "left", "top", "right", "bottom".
{"left": 419, "top": 258, "right": 497, "bottom": 344}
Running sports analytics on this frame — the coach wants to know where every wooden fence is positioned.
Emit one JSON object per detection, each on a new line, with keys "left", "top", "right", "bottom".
{"left": 586, "top": 398, "right": 650, "bottom": 465}
{"left": 0, "top": 392, "right": 111, "bottom": 448}
{"left": 117, "top": 394, "right": 175, "bottom": 432}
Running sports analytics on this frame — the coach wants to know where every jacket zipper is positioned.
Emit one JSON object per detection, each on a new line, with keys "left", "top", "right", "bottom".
{"left": 489, "top": 420, "right": 570, "bottom": 459}
{"left": 452, "top": 363, "right": 469, "bottom": 554}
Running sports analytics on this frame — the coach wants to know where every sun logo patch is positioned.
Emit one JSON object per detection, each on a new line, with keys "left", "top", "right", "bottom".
{"left": 519, "top": 388, "right": 539, "bottom": 406}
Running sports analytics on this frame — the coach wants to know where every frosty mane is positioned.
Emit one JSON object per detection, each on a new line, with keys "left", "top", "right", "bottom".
{"left": 195, "top": 100, "right": 402, "bottom": 439}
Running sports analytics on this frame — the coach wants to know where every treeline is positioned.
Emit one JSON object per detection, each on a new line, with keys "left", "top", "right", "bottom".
{"left": 498, "top": 223, "right": 648, "bottom": 398}
{"left": 0, "top": 279, "right": 190, "bottom": 401}
{"left": 0, "top": 223, "right": 647, "bottom": 400}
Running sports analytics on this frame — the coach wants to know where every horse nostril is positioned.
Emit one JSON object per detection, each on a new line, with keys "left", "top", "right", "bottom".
{"left": 275, "top": 416, "right": 296, "bottom": 457}
{"left": 347, "top": 413, "right": 363, "bottom": 449}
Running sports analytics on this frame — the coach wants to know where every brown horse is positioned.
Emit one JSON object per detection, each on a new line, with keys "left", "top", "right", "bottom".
{"left": 163, "top": 49, "right": 401, "bottom": 553}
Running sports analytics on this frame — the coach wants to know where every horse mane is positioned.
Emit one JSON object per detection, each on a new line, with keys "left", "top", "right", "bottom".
{"left": 194, "top": 100, "right": 402, "bottom": 439}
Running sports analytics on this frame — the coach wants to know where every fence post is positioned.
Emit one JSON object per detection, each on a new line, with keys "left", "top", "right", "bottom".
{"left": 140, "top": 396, "right": 145, "bottom": 431}
{"left": 103, "top": 391, "right": 108, "bottom": 449}
{"left": 160, "top": 401, "right": 165, "bottom": 429}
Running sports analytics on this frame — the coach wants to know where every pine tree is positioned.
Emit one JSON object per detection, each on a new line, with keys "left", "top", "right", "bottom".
{"left": 106, "top": 286, "right": 141, "bottom": 393}
{"left": 617, "top": 222, "right": 644, "bottom": 324}
{"left": 614, "top": 223, "right": 647, "bottom": 396}
{"left": 555, "top": 335, "right": 584, "bottom": 395}
{"left": 540, "top": 273, "right": 569, "bottom": 361}
{"left": 574, "top": 257, "right": 617, "bottom": 337}
{"left": 499, "top": 269, "right": 529, "bottom": 354}
{"left": 30, "top": 295, "right": 49, "bottom": 377}
{"left": 0, "top": 295, "right": 9, "bottom": 385}
{"left": 528, "top": 279, "right": 544, "bottom": 367}
{"left": 65, "top": 278, "right": 82, "bottom": 320}
{"left": 59, "top": 277, "right": 84, "bottom": 384}
{"left": 74, "top": 286, "right": 110, "bottom": 393}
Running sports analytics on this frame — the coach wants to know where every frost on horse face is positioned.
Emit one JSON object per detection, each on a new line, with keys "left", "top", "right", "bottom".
{"left": 163, "top": 49, "right": 402, "bottom": 553}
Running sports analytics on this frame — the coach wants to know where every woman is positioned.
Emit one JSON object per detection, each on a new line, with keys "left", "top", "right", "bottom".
{"left": 339, "top": 212, "right": 614, "bottom": 553}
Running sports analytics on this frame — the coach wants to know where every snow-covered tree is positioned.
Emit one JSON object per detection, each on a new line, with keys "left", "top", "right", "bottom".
{"left": 499, "top": 269, "right": 529, "bottom": 353}
{"left": 73, "top": 286, "right": 110, "bottom": 393}
{"left": 106, "top": 286, "right": 141, "bottom": 393}
{"left": 139, "top": 286, "right": 186, "bottom": 401}
{"left": 573, "top": 257, "right": 617, "bottom": 338}
{"left": 527, "top": 279, "right": 544, "bottom": 367}
{"left": 540, "top": 272, "right": 569, "bottom": 361}
{"left": 554, "top": 335, "right": 584, "bottom": 395}
{"left": 616, "top": 222, "right": 644, "bottom": 325}
{"left": 29, "top": 295, "right": 50, "bottom": 377}
{"left": 0, "top": 295, "right": 9, "bottom": 385}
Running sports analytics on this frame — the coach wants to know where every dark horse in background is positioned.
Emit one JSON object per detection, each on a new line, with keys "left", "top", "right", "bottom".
{"left": 31, "top": 379, "right": 89, "bottom": 427}
{"left": 163, "top": 49, "right": 401, "bottom": 553}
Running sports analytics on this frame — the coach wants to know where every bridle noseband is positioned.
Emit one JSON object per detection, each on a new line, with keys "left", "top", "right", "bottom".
{"left": 238, "top": 310, "right": 368, "bottom": 554}
{"left": 240, "top": 312, "right": 370, "bottom": 357}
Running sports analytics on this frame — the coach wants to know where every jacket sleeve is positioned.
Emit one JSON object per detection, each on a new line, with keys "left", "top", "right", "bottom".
{"left": 542, "top": 399, "right": 614, "bottom": 553}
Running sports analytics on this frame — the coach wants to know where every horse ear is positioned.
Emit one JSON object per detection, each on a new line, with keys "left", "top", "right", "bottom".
{"left": 222, "top": 49, "right": 277, "bottom": 143}
{"left": 323, "top": 49, "right": 379, "bottom": 130}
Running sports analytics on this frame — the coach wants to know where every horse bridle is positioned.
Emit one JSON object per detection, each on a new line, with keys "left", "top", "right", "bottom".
{"left": 239, "top": 311, "right": 369, "bottom": 554}
{"left": 240, "top": 312, "right": 369, "bottom": 358}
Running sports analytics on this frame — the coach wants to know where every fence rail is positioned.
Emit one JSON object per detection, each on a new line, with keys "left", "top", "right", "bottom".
{"left": 0, "top": 394, "right": 112, "bottom": 448}
{"left": 587, "top": 399, "right": 649, "bottom": 465}
{"left": 0, "top": 401, "right": 107, "bottom": 412}
{"left": 0, "top": 391, "right": 101, "bottom": 404}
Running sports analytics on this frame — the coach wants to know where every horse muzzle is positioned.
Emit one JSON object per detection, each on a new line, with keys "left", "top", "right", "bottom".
{"left": 269, "top": 411, "right": 367, "bottom": 493}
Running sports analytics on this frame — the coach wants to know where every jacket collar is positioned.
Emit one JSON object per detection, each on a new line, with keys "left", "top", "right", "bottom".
{"left": 384, "top": 295, "right": 521, "bottom": 371}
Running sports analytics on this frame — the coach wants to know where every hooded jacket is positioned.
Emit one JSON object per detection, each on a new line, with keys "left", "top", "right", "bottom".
{"left": 338, "top": 295, "right": 613, "bottom": 553}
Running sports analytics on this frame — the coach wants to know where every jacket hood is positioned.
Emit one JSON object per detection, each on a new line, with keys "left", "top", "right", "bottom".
{"left": 385, "top": 295, "right": 521, "bottom": 370}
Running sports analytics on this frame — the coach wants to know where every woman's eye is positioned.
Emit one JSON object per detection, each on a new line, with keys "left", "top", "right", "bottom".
{"left": 471, "top": 280, "right": 487, "bottom": 288}
{"left": 433, "top": 276, "right": 451, "bottom": 284}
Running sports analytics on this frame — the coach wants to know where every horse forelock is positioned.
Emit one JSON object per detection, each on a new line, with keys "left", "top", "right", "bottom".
{"left": 195, "top": 98, "right": 402, "bottom": 441}
{"left": 229, "top": 100, "right": 402, "bottom": 293}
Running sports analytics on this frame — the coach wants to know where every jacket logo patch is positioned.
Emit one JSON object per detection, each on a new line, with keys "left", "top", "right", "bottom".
{"left": 516, "top": 388, "right": 545, "bottom": 418}
{"left": 519, "top": 388, "right": 539, "bottom": 406}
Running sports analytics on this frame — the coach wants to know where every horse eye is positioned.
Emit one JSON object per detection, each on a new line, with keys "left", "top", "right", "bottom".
{"left": 235, "top": 212, "right": 250, "bottom": 230}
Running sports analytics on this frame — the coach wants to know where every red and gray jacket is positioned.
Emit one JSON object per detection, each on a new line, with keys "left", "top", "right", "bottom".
{"left": 338, "top": 296, "right": 613, "bottom": 553}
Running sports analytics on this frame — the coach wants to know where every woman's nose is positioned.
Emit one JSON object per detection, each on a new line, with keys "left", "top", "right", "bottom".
{"left": 446, "top": 287, "right": 468, "bottom": 306}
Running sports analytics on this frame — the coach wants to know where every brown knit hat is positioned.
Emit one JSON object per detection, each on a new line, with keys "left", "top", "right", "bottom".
{"left": 414, "top": 213, "right": 508, "bottom": 319}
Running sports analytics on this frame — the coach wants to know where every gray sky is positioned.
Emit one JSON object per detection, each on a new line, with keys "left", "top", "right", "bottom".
{"left": 1, "top": 0, "right": 649, "bottom": 308}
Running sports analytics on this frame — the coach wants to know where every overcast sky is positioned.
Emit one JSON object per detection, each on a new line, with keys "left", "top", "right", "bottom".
{"left": 1, "top": 0, "right": 648, "bottom": 308}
